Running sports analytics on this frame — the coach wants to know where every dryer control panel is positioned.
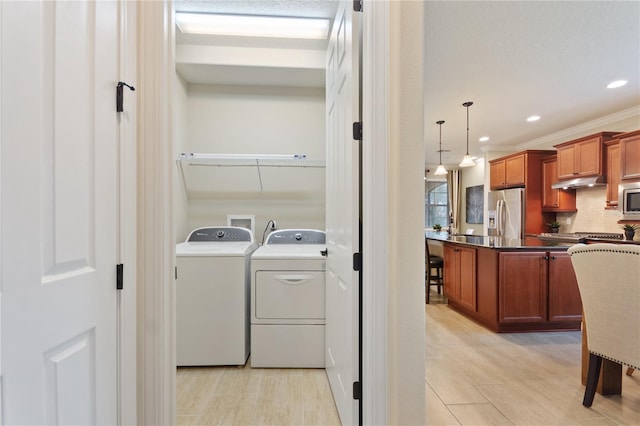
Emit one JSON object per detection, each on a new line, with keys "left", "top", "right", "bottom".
{"left": 186, "top": 227, "right": 254, "bottom": 242}
{"left": 265, "top": 229, "right": 326, "bottom": 244}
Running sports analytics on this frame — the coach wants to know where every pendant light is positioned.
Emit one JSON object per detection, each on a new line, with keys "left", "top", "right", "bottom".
{"left": 459, "top": 101, "right": 476, "bottom": 168}
{"left": 434, "top": 120, "right": 447, "bottom": 175}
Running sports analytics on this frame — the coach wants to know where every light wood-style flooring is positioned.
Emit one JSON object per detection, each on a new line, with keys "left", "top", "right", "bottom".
{"left": 177, "top": 292, "right": 640, "bottom": 425}
{"left": 177, "top": 364, "right": 340, "bottom": 425}
{"left": 425, "top": 299, "right": 640, "bottom": 425}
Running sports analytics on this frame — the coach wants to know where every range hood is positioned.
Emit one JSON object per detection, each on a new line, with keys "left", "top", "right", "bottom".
{"left": 551, "top": 175, "right": 606, "bottom": 190}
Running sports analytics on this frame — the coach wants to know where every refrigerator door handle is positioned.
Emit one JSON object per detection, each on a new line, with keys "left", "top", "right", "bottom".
{"left": 497, "top": 200, "right": 504, "bottom": 236}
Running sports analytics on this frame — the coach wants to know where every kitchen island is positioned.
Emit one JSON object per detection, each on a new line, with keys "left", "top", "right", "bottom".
{"left": 426, "top": 231, "right": 582, "bottom": 332}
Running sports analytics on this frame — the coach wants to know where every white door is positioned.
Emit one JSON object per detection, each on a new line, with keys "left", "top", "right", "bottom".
{"left": 325, "top": 1, "right": 361, "bottom": 424}
{"left": 1, "top": 1, "right": 120, "bottom": 423}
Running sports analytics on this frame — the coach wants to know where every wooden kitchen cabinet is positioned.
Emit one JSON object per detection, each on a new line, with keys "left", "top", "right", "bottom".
{"left": 547, "top": 251, "right": 582, "bottom": 322}
{"left": 554, "top": 132, "right": 618, "bottom": 179}
{"left": 605, "top": 139, "right": 621, "bottom": 208}
{"left": 443, "top": 244, "right": 477, "bottom": 312}
{"left": 499, "top": 252, "right": 547, "bottom": 323}
{"left": 440, "top": 240, "right": 581, "bottom": 332}
{"left": 489, "top": 154, "right": 525, "bottom": 189}
{"left": 498, "top": 250, "right": 582, "bottom": 326}
{"left": 542, "top": 155, "right": 576, "bottom": 212}
{"left": 620, "top": 130, "right": 640, "bottom": 180}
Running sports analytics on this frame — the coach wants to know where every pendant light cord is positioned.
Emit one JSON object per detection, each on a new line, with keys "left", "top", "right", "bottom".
{"left": 463, "top": 101, "right": 473, "bottom": 155}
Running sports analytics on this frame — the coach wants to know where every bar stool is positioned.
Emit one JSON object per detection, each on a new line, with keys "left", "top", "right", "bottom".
{"left": 425, "top": 240, "right": 444, "bottom": 303}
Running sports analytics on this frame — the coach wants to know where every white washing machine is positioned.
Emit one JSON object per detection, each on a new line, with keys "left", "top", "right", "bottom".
{"left": 176, "top": 226, "right": 257, "bottom": 366}
{"left": 251, "top": 229, "right": 326, "bottom": 368}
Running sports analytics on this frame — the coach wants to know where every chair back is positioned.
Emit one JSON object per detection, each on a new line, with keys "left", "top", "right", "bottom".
{"left": 568, "top": 243, "right": 640, "bottom": 370}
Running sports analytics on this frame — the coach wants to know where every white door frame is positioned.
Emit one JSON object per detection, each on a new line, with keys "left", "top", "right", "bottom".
{"left": 117, "top": 1, "right": 139, "bottom": 424}
{"left": 135, "top": 2, "right": 425, "bottom": 426}
{"left": 136, "top": 1, "right": 177, "bottom": 425}
{"left": 361, "top": 2, "right": 389, "bottom": 424}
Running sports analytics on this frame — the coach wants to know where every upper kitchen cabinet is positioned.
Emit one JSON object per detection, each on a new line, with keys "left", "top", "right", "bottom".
{"left": 619, "top": 129, "right": 640, "bottom": 181}
{"left": 542, "top": 155, "right": 576, "bottom": 212}
{"left": 605, "top": 139, "right": 621, "bottom": 208}
{"left": 489, "top": 150, "right": 555, "bottom": 190}
{"left": 554, "top": 132, "right": 618, "bottom": 180}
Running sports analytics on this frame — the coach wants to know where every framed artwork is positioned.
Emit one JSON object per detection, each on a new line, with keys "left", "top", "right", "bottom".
{"left": 466, "top": 185, "right": 484, "bottom": 224}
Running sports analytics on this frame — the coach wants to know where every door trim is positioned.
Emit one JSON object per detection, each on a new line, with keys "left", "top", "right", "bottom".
{"left": 136, "top": 1, "right": 176, "bottom": 425}
{"left": 117, "top": 1, "right": 138, "bottom": 424}
{"left": 362, "top": 1, "right": 389, "bottom": 424}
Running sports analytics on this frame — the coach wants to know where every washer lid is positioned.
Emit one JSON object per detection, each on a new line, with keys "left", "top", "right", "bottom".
{"left": 251, "top": 244, "right": 326, "bottom": 260}
{"left": 176, "top": 241, "right": 257, "bottom": 256}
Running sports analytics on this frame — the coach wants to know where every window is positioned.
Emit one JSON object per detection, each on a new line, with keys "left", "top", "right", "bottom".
{"left": 425, "top": 180, "right": 449, "bottom": 228}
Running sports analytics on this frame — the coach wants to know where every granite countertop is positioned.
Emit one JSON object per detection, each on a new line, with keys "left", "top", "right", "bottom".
{"left": 425, "top": 231, "right": 574, "bottom": 250}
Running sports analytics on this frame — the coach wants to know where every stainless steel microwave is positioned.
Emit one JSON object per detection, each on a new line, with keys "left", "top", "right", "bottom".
{"left": 620, "top": 182, "right": 640, "bottom": 219}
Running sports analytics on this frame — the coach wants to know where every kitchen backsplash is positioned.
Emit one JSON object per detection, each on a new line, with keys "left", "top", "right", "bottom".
{"left": 556, "top": 186, "right": 623, "bottom": 234}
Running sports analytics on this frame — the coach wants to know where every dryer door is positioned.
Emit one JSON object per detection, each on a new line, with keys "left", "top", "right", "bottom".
{"left": 254, "top": 271, "right": 325, "bottom": 319}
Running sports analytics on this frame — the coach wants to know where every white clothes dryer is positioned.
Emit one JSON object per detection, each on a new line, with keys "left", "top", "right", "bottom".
{"left": 251, "top": 229, "right": 326, "bottom": 368}
{"left": 176, "top": 226, "right": 257, "bottom": 366}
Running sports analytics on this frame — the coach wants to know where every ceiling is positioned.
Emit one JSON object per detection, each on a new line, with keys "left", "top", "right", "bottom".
{"left": 174, "top": 1, "right": 640, "bottom": 169}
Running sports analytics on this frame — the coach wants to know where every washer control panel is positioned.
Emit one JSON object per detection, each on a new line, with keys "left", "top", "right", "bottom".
{"left": 265, "top": 229, "right": 326, "bottom": 244}
{"left": 186, "top": 227, "right": 254, "bottom": 242}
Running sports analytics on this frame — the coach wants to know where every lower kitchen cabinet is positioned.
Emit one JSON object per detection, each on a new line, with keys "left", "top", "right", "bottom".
{"left": 499, "top": 252, "right": 547, "bottom": 323}
{"left": 443, "top": 242, "right": 581, "bottom": 332}
{"left": 443, "top": 244, "right": 477, "bottom": 312}
{"left": 547, "top": 251, "right": 582, "bottom": 322}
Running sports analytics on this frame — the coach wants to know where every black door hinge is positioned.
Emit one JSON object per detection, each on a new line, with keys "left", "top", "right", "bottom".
{"left": 116, "top": 264, "right": 124, "bottom": 290}
{"left": 353, "top": 252, "right": 362, "bottom": 271}
{"left": 116, "top": 81, "right": 135, "bottom": 113}
{"left": 353, "top": 381, "right": 362, "bottom": 400}
{"left": 353, "top": 0, "right": 362, "bottom": 12}
{"left": 353, "top": 121, "right": 363, "bottom": 141}
{"left": 175, "top": 266, "right": 178, "bottom": 280}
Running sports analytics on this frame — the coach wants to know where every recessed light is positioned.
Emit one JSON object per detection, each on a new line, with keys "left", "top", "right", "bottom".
{"left": 606, "top": 80, "right": 628, "bottom": 89}
{"left": 526, "top": 115, "right": 541, "bottom": 122}
{"left": 175, "top": 12, "right": 330, "bottom": 39}
{"left": 479, "top": 136, "right": 490, "bottom": 142}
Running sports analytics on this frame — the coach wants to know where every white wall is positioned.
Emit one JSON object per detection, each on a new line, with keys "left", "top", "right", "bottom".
{"left": 177, "top": 84, "right": 326, "bottom": 243}
{"left": 173, "top": 73, "right": 189, "bottom": 241}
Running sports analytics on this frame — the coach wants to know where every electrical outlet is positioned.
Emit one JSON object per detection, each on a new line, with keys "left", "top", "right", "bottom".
{"left": 271, "top": 220, "right": 277, "bottom": 230}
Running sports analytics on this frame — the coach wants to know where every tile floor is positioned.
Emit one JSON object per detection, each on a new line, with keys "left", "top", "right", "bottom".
{"left": 177, "top": 364, "right": 340, "bottom": 425}
{"left": 425, "top": 296, "right": 640, "bottom": 425}
{"left": 177, "top": 290, "right": 640, "bottom": 425}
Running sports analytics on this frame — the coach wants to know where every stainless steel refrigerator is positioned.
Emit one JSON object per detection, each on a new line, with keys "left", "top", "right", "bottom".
{"left": 487, "top": 188, "right": 525, "bottom": 239}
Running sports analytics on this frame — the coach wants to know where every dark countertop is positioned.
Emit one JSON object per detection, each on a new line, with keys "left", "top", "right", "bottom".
{"left": 425, "top": 231, "right": 574, "bottom": 250}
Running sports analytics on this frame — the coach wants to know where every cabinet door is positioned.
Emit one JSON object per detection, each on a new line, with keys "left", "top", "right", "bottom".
{"left": 621, "top": 134, "right": 640, "bottom": 180}
{"left": 443, "top": 245, "right": 459, "bottom": 301}
{"left": 548, "top": 252, "right": 582, "bottom": 322}
{"left": 542, "top": 156, "right": 576, "bottom": 212}
{"left": 505, "top": 154, "right": 526, "bottom": 186}
{"left": 542, "top": 157, "right": 559, "bottom": 209}
{"left": 606, "top": 142, "right": 621, "bottom": 207}
{"left": 457, "top": 246, "right": 477, "bottom": 311}
{"left": 576, "top": 137, "right": 601, "bottom": 177}
{"left": 557, "top": 145, "right": 577, "bottom": 179}
{"left": 490, "top": 159, "right": 506, "bottom": 189}
{"left": 499, "top": 252, "right": 547, "bottom": 323}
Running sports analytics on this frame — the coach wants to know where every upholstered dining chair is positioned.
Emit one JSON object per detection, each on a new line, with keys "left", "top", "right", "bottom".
{"left": 567, "top": 243, "right": 640, "bottom": 407}
{"left": 425, "top": 240, "right": 444, "bottom": 303}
